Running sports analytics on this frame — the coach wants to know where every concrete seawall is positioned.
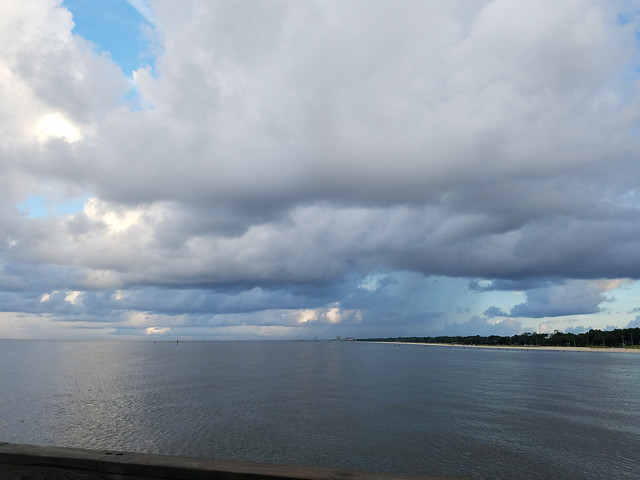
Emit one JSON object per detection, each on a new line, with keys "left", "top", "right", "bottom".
{"left": 0, "top": 443, "right": 446, "bottom": 480}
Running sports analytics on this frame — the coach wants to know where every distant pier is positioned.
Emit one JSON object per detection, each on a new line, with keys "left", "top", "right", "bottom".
{"left": 0, "top": 443, "right": 446, "bottom": 480}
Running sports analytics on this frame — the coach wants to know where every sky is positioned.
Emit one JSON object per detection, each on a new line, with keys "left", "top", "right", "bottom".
{"left": 2, "top": 0, "right": 640, "bottom": 340}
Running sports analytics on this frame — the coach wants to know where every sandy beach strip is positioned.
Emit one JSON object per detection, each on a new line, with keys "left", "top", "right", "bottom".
{"left": 369, "top": 342, "right": 640, "bottom": 353}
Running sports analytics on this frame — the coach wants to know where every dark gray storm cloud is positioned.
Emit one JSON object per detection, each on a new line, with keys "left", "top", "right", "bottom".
{"left": 508, "top": 281, "right": 611, "bottom": 318}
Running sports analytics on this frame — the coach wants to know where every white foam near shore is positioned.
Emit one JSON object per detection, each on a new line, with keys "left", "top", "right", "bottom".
{"left": 371, "top": 342, "right": 640, "bottom": 353}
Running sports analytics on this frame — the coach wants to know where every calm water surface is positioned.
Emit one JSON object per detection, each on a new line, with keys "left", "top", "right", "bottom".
{"left": 1, "top": 340, "right": 639, "bottom": 479}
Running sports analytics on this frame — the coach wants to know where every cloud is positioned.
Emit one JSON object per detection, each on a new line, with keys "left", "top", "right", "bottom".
{"left": 1, "top": 1, "right": 640, "bottom": 338}
{"left": 296, "top": 305, "right": 362, "bottom": 325}
{"left": 627, "top": 317, "right": 640, "bottom": 328}
{"left": 145, "top": 326, "right": 170, "bottom": 335}
{"left": 509, "top": 280, "right": 618, "bottom": 318}
{"left": 565, "top": 325, "right": 590, "bottom": 334}
{"left": 439, "top": 316, "right": 524, "bottom": 337}
{"left": 483, "top": 306, "right": 509, "bottom": 318}
{"left": 125, "top": 0, "right": 156, "bottom": 25}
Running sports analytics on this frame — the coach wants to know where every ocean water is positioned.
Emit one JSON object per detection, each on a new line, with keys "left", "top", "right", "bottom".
{"left": 1, "top": 340, "right": 639, "bottom": 479}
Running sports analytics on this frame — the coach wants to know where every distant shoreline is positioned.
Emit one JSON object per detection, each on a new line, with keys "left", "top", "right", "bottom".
{"left": 367, "top": 341, "right": 640, "bottom": 353}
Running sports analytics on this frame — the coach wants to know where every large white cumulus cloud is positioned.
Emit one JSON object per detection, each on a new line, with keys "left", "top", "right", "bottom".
{"left": 106, "top": 0, "right": 640, "bottom": 209}
{"left": 1, "top": 0, "right": 640, "bottom": 337}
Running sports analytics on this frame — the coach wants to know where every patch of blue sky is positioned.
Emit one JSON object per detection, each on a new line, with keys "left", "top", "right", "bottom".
{"left": 600, "top": 281, "right": 640, "bottom": 319}
{"left": 62, "top": 0, "right": 155, "bottom": 78}
{"left": 124, "top": 0, "right": 155, "bottom": 23}
{"left": 618, "top": 10, "right": 640, "bottom": 26}
{"left": 18, "top": 195, "right": 87, "bottom": 218}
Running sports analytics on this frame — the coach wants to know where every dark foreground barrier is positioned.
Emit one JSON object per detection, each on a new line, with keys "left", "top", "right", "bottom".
{"left": 0, "top": 443, "right": 447, "bottom": 480}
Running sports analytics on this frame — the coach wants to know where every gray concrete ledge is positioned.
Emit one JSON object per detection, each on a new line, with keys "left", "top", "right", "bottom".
{"left": 0, "top": 443, "right": 447, "bottom": 480}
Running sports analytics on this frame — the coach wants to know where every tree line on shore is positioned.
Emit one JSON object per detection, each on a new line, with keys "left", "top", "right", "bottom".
{"left": 357, "top": 327, "right": 640, "bottom": 348}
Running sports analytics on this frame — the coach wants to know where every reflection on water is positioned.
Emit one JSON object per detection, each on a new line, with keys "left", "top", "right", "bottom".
{"left": 1, "top": 340, "right": 639, "bottom": 479}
